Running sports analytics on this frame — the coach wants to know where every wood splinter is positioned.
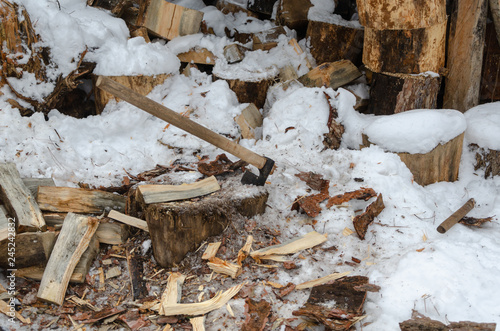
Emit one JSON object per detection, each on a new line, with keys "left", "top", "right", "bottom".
{"left": 437, "top": 198, "right": 475, "bottom": 234}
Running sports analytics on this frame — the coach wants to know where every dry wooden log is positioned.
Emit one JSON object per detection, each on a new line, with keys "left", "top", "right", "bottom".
{"left": 136, "top": 0, "right": 204, "bottom": 40}
{"left": 357, "top": 0, "right": 446, "bottom": 30}
{"left": 250, "top": 231, "right": 327, "bottom": 260}
{"left": 21, "top": 178, "right": 55, "bottom": 200}
{"left": 362, "top": 132, "right": 465, "bottom": 186}
{"left": 93, "top": 74, "right": 169, "bottom": 114}
{"left": 96, "top": 220, "right": 129, "bottom": 245}
{"left": 298, "top": 60, "right": 362, "bottom": 89}
{"left": 367, "top": 72, "right": 441, "bottom": 115}
{"left": 353, "top": 194, "right": 385, "bottom": 240}
{"left": 37, "top": 213, "right": 100, "bottom": 305}
{"left": 306, "top": 20, "right": 364, "bottom": 66}
{"left": 207, "top": 257, "right": 242, "bottom": 278}
{"left": 201, "top": 242, "right": 221, "bottom": 260}
{"left": 276, "top": 0, "right": 312, "bottom": 35}
{"left": 437, "top": 198, "right": 475, "bottom": 234}
{"left": 107, "top": 210, "right": 148, "bottom": 232}
{"left": 444, "top": 0, "right": 488, "bottom": 111}
{"left": 37, "top": 186, "right": 126, "bottom": 213}
{"left": 252, "top": 26, "right": 287, "bottom": 51}
{"left": 241, "top": 298, "right": 271, "bottom": 331}
{"left": 295, "top": 271, "right": 351, "bottom": 290}
{"left": 0, "top": 163, "right": 46, "bottom": 232}
{"left": 215, "top": 75, "right": 275, "bottom": 109}
{"left": 127, "top": 247, "right": 148, "bottom": 300}
{"left": 235, "top": 103, "right": 263, "bottom": 140}
{"left": 177, "top": 48, "right": 216, "bottom": 65}
{"left": 137, "top": 176, "right": 220, "bottom": 204}
{"left": 0, "top": 232, "right": 56, "bottom": 269}
{"left": 223, "top": 44, "right": 249, "bottom": 64}
{"left": 480, "top": 22, "right": 500, "bottom": 102}
{"left": 363, "top": 21, "right": 446, "bottom": 74}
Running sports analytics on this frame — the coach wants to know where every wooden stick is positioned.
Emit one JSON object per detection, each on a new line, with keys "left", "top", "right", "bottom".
{"left": 108, "top": 210, "right": 148, "bottom": 232}
{"left": 437, "top": 198, "right": 475, "bottom": 233}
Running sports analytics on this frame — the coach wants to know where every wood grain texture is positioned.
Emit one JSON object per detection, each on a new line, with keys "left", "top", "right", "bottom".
{"left": 444, "top": 0, "right": 488, "bottom": 111}
{"left": 177, "top": 48, "right": 216, "bottom": 65}
{"left": 108, "top": 210, "right": 148, "bottom": 232}
{"left": 0, "top": 231, "right": 56, "bottom": 268}
{"left": 235, "top": 103, "right": 263, "bottom": 140}
{"left": 95, "top": 221, "right": 129, "bottom": 245}
{"left": 37, "top": 186, "right": 126, "bottom": 213}
{"left": 298, "top": 60, "right": 362, "bottom": 89}
{"left": 0, "top": 163, "right": 46, "bottom": 232}
{"left": 37, "top": 213, "right": 99, "bottom": 305}
{"left": 357, "top": 0, "right": 446, "bottom": 30}
{"left": 363, "top": 21, "right": 446, "bottom": 74}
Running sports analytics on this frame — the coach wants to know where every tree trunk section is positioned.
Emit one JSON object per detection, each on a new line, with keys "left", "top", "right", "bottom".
{"left": 443, "top": 0, "right": 488, "bottom": 112}
{"left": 363, "top": 21, "right": 446, "bottom": 74}
{"left": 367, "top": 72, "right": 441, "bottom": 115}
{"left": 306, "top": 20, "right": 364, "bottom": 66}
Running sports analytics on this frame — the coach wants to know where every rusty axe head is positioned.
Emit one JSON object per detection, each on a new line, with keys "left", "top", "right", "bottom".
{"left": 241, "top": 157, "right": 275, "bottom": 186}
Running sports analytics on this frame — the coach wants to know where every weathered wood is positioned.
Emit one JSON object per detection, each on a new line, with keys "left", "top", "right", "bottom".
{"left": 443, "top": 0, "right": 488, "bottom": 111}
{"left": 127, "top": 248, "right": 148, "bottom": 300}
{"left": 223, "top": 44, "right": 248, "bottom": 64}
{"left": 107, "top": 210, "right": 148, "bottom": 232}
{"left": 216, "top": 0, "right": 258, "bottom": 17}
{"left": 137, "top": 176, "right": 220, "bottom": 204}
{"left": 298, "top": 60, "right": 362, "bottom": 89}
{"left": 437, "top": 198, "right": 475, "bottom": 234}
{"left": 400, "top": 313, "right": 496, "bottom": 331}
{"left": 251, "top": 231, "right": 327, "bottom": 260}
{"left": 0, "top": 163, "right": 46, "bottom": 232}
{"left": 144, "top": 177, "right": 268, "bottom": 267}
{"left": 306, "top": 20, "right": 364, "bottom": 66}
{"left": 137, "top": 0, "right": 203, "bottom": 40}
{"left": 93, "top": 74, "right": 169, "bottom": 114}
{"left": 37, "top": 213, "right": 100, "bottom": 305}
{"left": 241, "top": 298, "right": 271, "bottom": 331}
{"left": 0, "top": 298, "right": 30, "bottom": 324}
{"left": 215, "top": 75, "right": 275, "bottom": 110}
{"left": 16, "top": 235, "right": 100, "bottom": 283}
{"left": 207, "top": 257, "right": 242, "bottom": 278}
{"left": 130, "top": 26, "right": 150, "bottom": 42}
{"left": 160, "top": 272, "right": 186, "bottom": 314}
{"left": 86, "top": 0, "right": 130, "bottom": 16}
{"left": 96, "top": 220, "right": 129, "bottom": 245}
{"left": 279, "top": 64, "right": 299, "bottom": 81}
{"left": 252, "top": 26, "right": 287, "bottom": 51}
{"left": 326, "top": 188, "right": 377, "bottom": 208}
{"left": 357, "top": 0, "right": 446, "bottom": 30}
{"left": 190, "top": 316, "right": 206, "bottom": 331}
{"left": 21, "top": 178, "right": 55, "bottom": 199}
{"left": 296, "top": 271, "right": 351, "bottom": 290}
{"left": 362, "top": 132, "right": 465, "bottom": 186}
{"left": 0, "top": 206, "right": 9, "bottom": 242}
{"left": 37, "top": 186, "right": 126, "bottom": 213}
{"left": 237, "top": 235, "right": 253, "bottom": 265}
{"left": 363, "top": 21, "right": 446, "bottom": 74}
{"left": 276, "top": 0, "right": 312, "bottom": 34}
{"left": 177, "top": 48, "right": 216, "bottom": 65}
{"left": 480, "top": 22, "right": 500, "bottom": 102}
{"left": 367, "top": 72, "right": 441, "bottom": 115}
{"left": 235, "top": 103, "right": 263, "bottom": 140}
{"left": 0, "top": 232, "right": 56, "bottom": 269}
{"left": 353, "top": 194, "right": 385, "bottom": 240}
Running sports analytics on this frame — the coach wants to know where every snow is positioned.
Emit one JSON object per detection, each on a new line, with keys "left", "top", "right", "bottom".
{"left": 1, "top": 0, "right": 500, "bottom": 330}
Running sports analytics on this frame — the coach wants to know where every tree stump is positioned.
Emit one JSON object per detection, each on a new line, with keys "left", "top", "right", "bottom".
{"left": 142, "top": 177, "right": 269, "bottom": 267}
{"left": 357, "top": 0, "right": 446, "bottom": 30}
{"left": 93, "top": 74, "right": 169, "bottom": 114}
{"left": 363, "top": 21, "right": 446, "bottom": 74}
{"left": 306, "top": 19, "right": 364, "bottom": 66}
{"left": 366, "top": 72, "right": 441, "bottom": 115}
{"left": 362, "top": 109, "right": 466, "bottom": 186}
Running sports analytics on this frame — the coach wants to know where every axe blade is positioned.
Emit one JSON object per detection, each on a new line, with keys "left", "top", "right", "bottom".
{"left": 241, "top": 157, "right": 275, "bottom": 186}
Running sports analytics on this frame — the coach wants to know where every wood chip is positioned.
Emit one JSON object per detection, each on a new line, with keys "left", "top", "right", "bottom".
{"left": 201, "top": 242, "right": 221, "bottom": 260}
{"left": 207, "top": 257, "right": 242, "bottom": 279}
{"left": 296, "top": 271, "right": 351, "bottom": 290}
{"left": 237, "top": 235, "right": 253, "bottom": 266}
{"left": 106, "top": 266, "right": 121, "bottom": 279}
{"left": 251, "top": 231, "right": 327, "bottom": 259}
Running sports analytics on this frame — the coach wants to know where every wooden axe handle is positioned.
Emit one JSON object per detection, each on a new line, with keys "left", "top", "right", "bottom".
{"left": 96, "top": 76, "right": 267, "bottom": 169}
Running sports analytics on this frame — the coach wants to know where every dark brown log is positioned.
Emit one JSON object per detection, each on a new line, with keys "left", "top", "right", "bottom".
{"left": 276, "top": 0, "right": 312, "bottom": 35}
{"left": 367, "top": 72, "right": 441, "bottom": 115}
{"left": 444, "top": 0, "right": 488, "bottom": 111}
{"left": 363, "top": 21, "right": 446, "bottom": 74}
{"left": 306, "top": 20, "right": 364, "bottom": 66}
{"left": 247, "top": 0, "right": 277, "bottom": 17}
{"left": 0, "top": 232, "right": 56, "bottom": 269}
{"left": 437, "top": 198, "right": 475, "bottom": 234}
{"left": 298, "top": 60, "right": 362, "bottom": 89}
{"left": 353, "top": 194, "right": 384, "bottom": 240}
{"left": 127, "top": 247, "right": 148, "bottom": 300}
{"left": 144, "top": 177, "right": 268, "bottom": 267}
{"left": 480, "top": 22, "right": 500, "bottom": 102}
{"left": 334, "top": 0, "right": 357, "bottom": 20}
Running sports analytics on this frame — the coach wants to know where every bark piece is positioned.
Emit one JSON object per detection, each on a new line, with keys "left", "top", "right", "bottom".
{"left": 87, "top": 0, "right": 130, "bottom": 16}
{"left": 247, "top": 0, "right": 277, "bottom": 17}
{"left": 292, "top": 190, "right": 330, "bottom": 218}
{"left": 472, "top": 143, "right": 500, "bottom": 178}
{"left": 491, "top": 0, "right": 500, "bottom": 45}
{"left": 95, "top": 221, "right": 129, "bottom": 245}
{"left": 177, "top": 48, "right": 216, "bottom": 65}
{"left": 0, "top": 163, "right": 46, "bottom": 232}
{"left": 37, "top": 213, "right": 100, "bottom": 305}
{"left": 207, "top": 257, "right": 242, "bottom": 278}
{"left": 127, "top": 247, "right": 148, "bottom": 300}
{"left": 37, "top": 186, "right": 126, "bottom": 213}
{"left": 136, "top": 0, "right": 203, "bottom": 40}
{"left": 443, "top": 0, "right": 488, "bottom": 111}
{"left": 367, "top": 72, "right": 441, "bottom": 115}
{"left": 252, "top": 26, "right": 287, "bottom": 51}
{"left": 277, "top": 0, "right": 312, "bottom": 33}
{"left": 251, "top": 231, "right": 327, "bottom": 259}
{"left": 107, "top": 210, "right": 148, "bottom": 232}
{"left": 197, "top": 154, "right": 247, "bottom": 177}
{"left": 202, "top": 242, "right": 221, "bottom": 260}
{"left": 93, "top": 74, "right": 169, "bottom": 114}
{"left": 144, "top": 178, "right": 268, "bottom": 267}
{"left": 137, "top": 176, "right": 220, "bottom": 204}
{"left": 400, "top": 311, "right": 496, "bottom": 331}
{"left": 357, "top": 0, "right": 446, "bottom": 30}
{"left": 0, "top": 232, "right": 56, "bottom": 269}
{"left": 363, "top": 21, "right": 446, "bottom": 74}
{"left": 216, "top": 0, "right": 258, "bottom": 17}
{"left": 306, "top": 20, "right": 364, "bottom": 66}
{"left": 223, "top": 44, "right": 248, "bottom": 64}
{"left": 298, "top": 60, "right": 362, "bottom": 89}
{"left": 353, "top": 194, "right": 385, "bottom": 240}
{"left": 459, "top": 216, "right": 493, "bottom": 227}
{"left": 436, "top": 198, "right": 475, "bottom": 234}
{"left": 0, "top": 299, "right": 30, "bottom": 324}
{"left": 295, "top": 172, "right": 329, "bottom": 192}
{"left": 235, "top": 103, "right": 263, "bottom": 140}
{"left": 80, "top": 307, "right": 126, "bottom": 324}
{"left": 323, "top": 91, "right": 345, "bottom": 150}
{"left": 242, "top": 298, "right": 271, "bottom": 331}
{"left": 326, "top": 188, "right": 377, "bottom": 208}
{"left": 295, "top": 271, "right": 351, "bottom": 290}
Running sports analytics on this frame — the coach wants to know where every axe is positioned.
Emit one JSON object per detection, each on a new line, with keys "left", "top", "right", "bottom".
{"left": 96, "top": 76, "right": 274, "bottom": 186}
